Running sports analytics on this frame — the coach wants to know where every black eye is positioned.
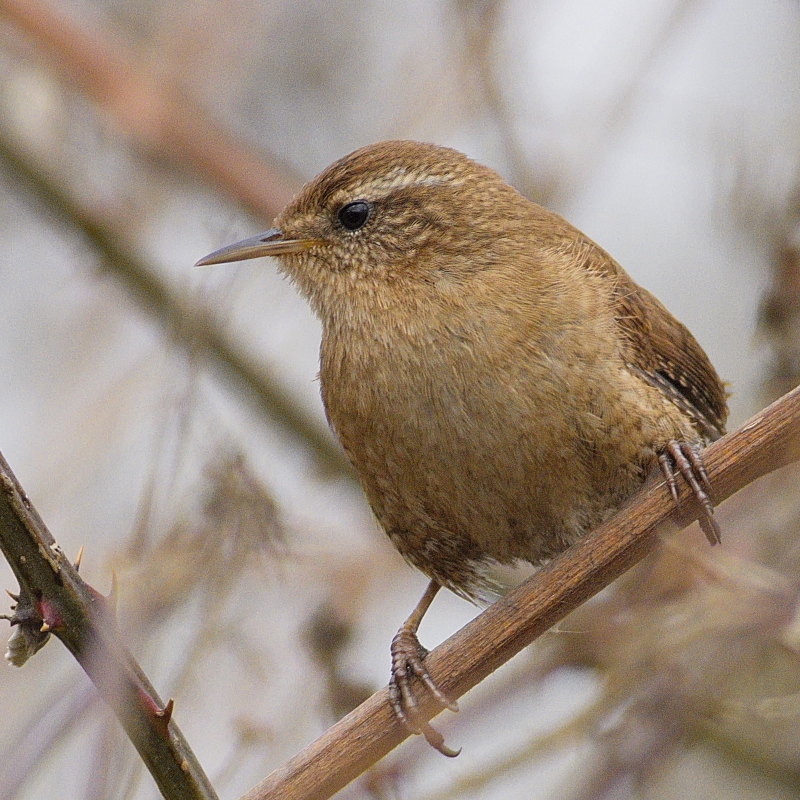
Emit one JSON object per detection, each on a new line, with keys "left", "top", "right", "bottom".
{"left": 338, "top": 200, "right": 371, "bottom": 231}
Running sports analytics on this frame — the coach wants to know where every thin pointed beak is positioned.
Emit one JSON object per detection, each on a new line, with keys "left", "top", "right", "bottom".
{"left": 195, "top": 228, "right": 318, "bottom": 267}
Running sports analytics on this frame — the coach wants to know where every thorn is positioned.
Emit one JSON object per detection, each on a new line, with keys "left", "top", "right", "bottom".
{"left": 156, "top": 698, "right": 175, "bottom": 727}
{"left": 6, "top": 589, "right": 19, "bottom": 603}
{"left": 35, "top": 598, "right": 64, "bottom": 632}
{"left": 74, "top": 545, "right": 84, "bottom": 572}
{"left": 138, "top": 688, "right": 173, "bottom": 738}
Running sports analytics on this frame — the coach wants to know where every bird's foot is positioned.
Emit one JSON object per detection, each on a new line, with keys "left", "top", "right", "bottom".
{"left": 388, "top": 623, "right": 460, "bottom": 757}
{"left": 659, "top": 440, "right": 720, "bottom": 545}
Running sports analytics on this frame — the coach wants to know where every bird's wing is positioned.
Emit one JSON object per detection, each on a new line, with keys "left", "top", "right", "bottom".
{"left": 587, "top": 245, "right": 728, "bottom": 440}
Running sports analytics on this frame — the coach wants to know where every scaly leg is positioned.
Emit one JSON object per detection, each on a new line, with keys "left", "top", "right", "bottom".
{"left": 388, "top": 580, "right": 460, "bottom": 756}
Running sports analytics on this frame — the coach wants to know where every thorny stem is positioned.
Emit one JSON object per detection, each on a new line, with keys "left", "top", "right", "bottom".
{"left": 0, "top": 452, "right": 219, "bottom": 800}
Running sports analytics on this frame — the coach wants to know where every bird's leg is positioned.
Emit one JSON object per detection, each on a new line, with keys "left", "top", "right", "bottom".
{"left": 658, "top": 440, "right": 721, "bottom": 545}
{"left": 388, "top": 580, "right": 460, "bottom": 756}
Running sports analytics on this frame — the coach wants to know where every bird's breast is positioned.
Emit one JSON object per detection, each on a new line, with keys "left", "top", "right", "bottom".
{"left": 316, "top": 294, "right": 679, "bottom": 599}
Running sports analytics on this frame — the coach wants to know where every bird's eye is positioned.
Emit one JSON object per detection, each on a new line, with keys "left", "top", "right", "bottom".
{"left": 338, "top": 200, "right": 371, "bottom": 231}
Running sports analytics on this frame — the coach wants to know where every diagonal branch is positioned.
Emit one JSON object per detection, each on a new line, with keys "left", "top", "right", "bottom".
{"left": 243, "top": 384, "right": 800, "bottom": 800}
{"left": 0, "top": 0, "right": 298, "bottom": 220}
{"left": 0, "top": 130, "right": 351, "bottom": 477}
{"left": 0, "top": 0, "right": 352, "bottom": 475}
{"left": 0, "top": 452, "right": 219, "bottom": 800}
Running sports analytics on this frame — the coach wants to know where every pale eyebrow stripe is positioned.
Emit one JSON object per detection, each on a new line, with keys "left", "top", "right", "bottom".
{"left": 342, "top": 169, "right": 467, "bottom": 202}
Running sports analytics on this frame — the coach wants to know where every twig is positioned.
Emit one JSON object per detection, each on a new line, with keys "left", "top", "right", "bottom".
{"left": 0, "top": 130, "right": 351, "bottom": 477}
{"left": 242, "top": 384, "right": 800, "bottom": 800}
{"left": 0, "top": 0, "right": 298, "bottom": 220}
{"left": 1, "top": 0, "right": 353, "bottom": 474}
{"left": 0, "top": 452, "right": 219, "bottom": 800}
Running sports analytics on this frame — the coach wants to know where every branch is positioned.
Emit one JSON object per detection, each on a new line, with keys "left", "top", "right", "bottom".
{"left": 243, "top": 384, "right": 800, "bottom": 800}
{"left": 0, "top": 0, "right": 353, "bottom": 475}
{"left": 0, "top": 130, "right": 351, "bottom": 477}
{"left": 0, "top": 452, "right": 219, "bottom": 800}
{"left": 0, "top": 0, "right": 298, "bottom": 220}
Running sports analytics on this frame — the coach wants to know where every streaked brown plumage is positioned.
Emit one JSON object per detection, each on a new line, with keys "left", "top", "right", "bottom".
{"left": 197, "top": 140, "right": 727, "bottom": 754}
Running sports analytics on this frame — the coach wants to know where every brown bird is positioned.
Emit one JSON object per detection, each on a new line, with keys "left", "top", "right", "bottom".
{"left": 197, "top": 140, "right": 727, "bottom": 755}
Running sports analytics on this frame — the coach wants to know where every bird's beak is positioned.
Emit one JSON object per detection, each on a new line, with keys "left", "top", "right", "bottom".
{"left": 195, "top": 228, "right": 317, "bottom": 267}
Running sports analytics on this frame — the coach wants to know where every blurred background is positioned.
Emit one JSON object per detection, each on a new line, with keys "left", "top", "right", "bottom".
{"left": 1, "top": 0, "right": 800, "bottom": 798}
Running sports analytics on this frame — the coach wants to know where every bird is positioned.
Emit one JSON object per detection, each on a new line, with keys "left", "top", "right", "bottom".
{"left": 197, "top": 140, "right": 728, "bottom": 755}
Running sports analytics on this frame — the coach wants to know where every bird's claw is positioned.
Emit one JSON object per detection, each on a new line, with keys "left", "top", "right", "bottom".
{"left": 388, "top": 624, "right": 460, "bottom": 757}
{"left": 659, "top": 440, "right": 720, "bottom": 545}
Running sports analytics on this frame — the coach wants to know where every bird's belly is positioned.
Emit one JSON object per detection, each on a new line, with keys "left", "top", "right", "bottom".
{"left": 329, "top": 376, "right": 651, "bottom": 600}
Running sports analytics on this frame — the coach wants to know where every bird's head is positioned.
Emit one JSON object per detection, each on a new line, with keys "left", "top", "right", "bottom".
{"left": 196, "top": 141, "right": 531, "bottom": 318}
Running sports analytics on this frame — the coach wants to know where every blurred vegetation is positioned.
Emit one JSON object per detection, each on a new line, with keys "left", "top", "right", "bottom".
{"left": 0, "top": 1, "right": 799, "bottom": 798}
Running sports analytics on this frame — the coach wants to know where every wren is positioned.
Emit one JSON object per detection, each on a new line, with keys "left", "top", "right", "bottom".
{"left": 197, "top": 140, "right": 727, "bottom": 755}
